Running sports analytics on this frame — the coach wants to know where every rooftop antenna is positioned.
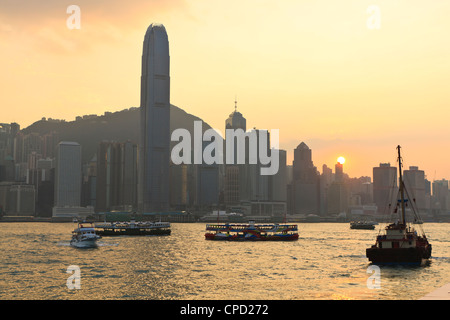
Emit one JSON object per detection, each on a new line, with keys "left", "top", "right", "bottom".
{"left": 234, "top": 95, "right": 237, "bottom": 112}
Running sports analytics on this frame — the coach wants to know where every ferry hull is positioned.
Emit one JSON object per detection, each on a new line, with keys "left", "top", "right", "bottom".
{"left": 350, "top": 225, "right": 375, "bottom": 230}
{"left": 205, "top": 233, "right": 299, "bottom": 241}
{"left": 366, "top": 246, "right": 432, "bottom": 265}
{"left": 70, "top": 239, "right": 98, "bottom": 248}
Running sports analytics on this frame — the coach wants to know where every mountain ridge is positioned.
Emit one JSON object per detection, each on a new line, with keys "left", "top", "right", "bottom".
{"left": 22, "top": 105, "right": 216, "bottom": 163}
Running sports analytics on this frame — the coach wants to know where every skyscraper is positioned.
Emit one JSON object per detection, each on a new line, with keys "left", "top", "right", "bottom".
{"left": 54, "top": 141, "right": 81, "bottom": 208}
{"left": 335, "top": 162, "right": 344, "bottom": 183}
{"left": 291, "top": 142, "right": 320, "bottom": 214}
{"left": 373, "top": 163, "right": 398, "bottom": 215}
{"left": 96, "top": 141, "right": 138, "bottom": 212}
{"left": 432, "top": 179, "right": 449, "bottom": 216}
{"left": 403, "top": 166, "right": 427, "bottom": 216}
{"left": 53, "top": 141, "right": 94, "bottom": 218}
{"left": 224, "top": 102, "right": 247, "bottom": 206}
{"left": 327, "top": 161, "right": 348, "bottom": 215}
{"left": 138, "top": 23, "right": 171, "bottom": 213}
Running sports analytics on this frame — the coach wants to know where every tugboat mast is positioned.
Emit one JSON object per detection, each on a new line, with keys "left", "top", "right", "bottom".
{"left": 397, "top": 145, "right": 406, "bottom": 225}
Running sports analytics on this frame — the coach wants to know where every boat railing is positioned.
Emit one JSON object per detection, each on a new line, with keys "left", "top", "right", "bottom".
{"left": 95, "top": 222, "right": 171, "bottom": 230}
{"left": 206, "top": 224, "right": 298, "bottom": 232}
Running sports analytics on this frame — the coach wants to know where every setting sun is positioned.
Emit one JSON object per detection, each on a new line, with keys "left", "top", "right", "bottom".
{"left": 337, "top": 156, "right": 346, "bottom": 164}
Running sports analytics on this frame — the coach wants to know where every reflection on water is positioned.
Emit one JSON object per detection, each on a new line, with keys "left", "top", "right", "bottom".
{"left": 0, "top": 222, "right": 449, "bottom": 300}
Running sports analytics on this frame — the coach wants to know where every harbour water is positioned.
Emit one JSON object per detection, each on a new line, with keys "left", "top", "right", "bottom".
{"left": 1, "top": 222, "right": 449, "bottom": 300}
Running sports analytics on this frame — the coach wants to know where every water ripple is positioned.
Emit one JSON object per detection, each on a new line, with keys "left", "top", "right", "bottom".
{"left": 0, "top": 222, "right": 449, "bottom": 300}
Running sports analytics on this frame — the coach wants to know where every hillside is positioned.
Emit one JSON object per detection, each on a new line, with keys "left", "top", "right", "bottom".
{"left": 22, "top": 105, "right": 217, "bottom": 163}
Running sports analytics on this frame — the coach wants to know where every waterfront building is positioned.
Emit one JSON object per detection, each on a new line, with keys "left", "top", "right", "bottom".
{"left": 8, "top": 184, "right": 35, "bottom": 216}
{"left": 0, "top": 182, "right": 35, "bottom": 216}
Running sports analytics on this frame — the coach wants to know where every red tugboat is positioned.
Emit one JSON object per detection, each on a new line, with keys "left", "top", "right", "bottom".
{"left": 366, "top": 146, "right": 432, "bottom": 265}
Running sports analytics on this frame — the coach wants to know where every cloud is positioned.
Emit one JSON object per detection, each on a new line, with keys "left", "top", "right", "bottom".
{"left": 0, "top": 0, "right": 185, "bottom": 21}
{"left": 0, "top": 0, "right": 186, "bottom": 53}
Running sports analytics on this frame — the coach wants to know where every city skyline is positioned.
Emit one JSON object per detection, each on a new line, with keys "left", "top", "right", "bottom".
{"left": 1, "top": 1, "right": 449, "bottom": 180}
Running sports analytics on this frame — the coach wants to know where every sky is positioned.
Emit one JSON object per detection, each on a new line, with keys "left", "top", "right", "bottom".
{"left": 1, "top": 0, "right": 449, "bottom": 180}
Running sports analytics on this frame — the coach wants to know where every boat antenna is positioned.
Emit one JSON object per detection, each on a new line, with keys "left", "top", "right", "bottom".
{"left": 397, "top": 145, "right": 406, "bottom": 225}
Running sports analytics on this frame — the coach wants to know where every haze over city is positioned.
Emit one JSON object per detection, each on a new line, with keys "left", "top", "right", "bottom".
{"left": 1, "top": 0, "right": 449, "bottom": 180}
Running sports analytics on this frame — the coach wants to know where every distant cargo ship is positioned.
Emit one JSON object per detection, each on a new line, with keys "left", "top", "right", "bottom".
{"left": 205, "top": 221, "right": 298, "bottom": 241}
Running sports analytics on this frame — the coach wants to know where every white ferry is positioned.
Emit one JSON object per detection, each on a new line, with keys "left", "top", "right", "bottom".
{"left": 70, "top": 222, "right": 101, "bottom": 248}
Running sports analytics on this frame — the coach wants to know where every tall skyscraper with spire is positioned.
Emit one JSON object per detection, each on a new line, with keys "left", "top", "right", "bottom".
{"left": 224, "top": 99, "right": 247, "bottom": 205}
{"left": 138, "top": 23, "right": 170, "bottom": 213}
{"left": 225, "top": 99, "right": 246, "bottom": 131}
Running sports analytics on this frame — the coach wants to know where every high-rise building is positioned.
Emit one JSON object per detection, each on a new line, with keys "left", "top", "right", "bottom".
{"left": 7, "top": 184, "right": 35, "bottom": 216}
{"left": 193, "top": 140, "right": 219, "bottom": 209}
{"left": 373, "top": 163, "right": 398, "bottom": 215}
{"left": 96, "top": 141, "right": 137, "bottom": 212}
{"left": 52, "top": 141, "right": 94, "bottom": 218}
{"left": 138, "top": 23, "right": 171, "bottom": 213}
{"left": 123, "top": 141, "right": 138, "bottom": 209}
{"left": 326, "top": 161, "right": 349, "bottom": 215}
{"left": 319, "top": 164, "right": 333, "bottom": 215}
{"left": 54, "top": 142, "right": 81, "bottom": 207}
{"left": 403, "top": 166, "right": 428, "bottom": 216}
{"left": 267, "top": 149, "right": 287, "bottom": 217}
{"left": 291, "top": 142, "right": 319, "bottom": 215}
{"left": 0, "top": 123, "right": 19, "bottom": 165}
{"left": 81, "top": 154, "right": 97, "bottom": 208}
{"left": 432, "top": 179, "right": 449, "bottom": 216}
{"left": 224, "top": 102, "right": 247, "bottom": 206}
{"left": 42, "top": 131, "right": 59, "bottom": 159}
{"left": 248, "top": 129, "right": 270, "bottom": 203}
{"left": 335, "top": 162, "right": 344, "bottom": 183}
{"left": 0, "top": 123, "right": 16, "bottom": 182}
{"left": 270, "top": 149, "right": 287, "bottom": 203}
{"left": 169, "top": 163, "right": 189, "bottom": 209}
{"left": 293, "top": 142, "right": 315, "bottom": 181}
{"left": 22, "top": 133, "right": 43, "bottom": 166}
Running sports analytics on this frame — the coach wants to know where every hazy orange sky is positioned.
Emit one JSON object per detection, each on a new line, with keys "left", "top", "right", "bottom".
{"left": 1, "top": 0, "right": 449, "bottom": 180}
